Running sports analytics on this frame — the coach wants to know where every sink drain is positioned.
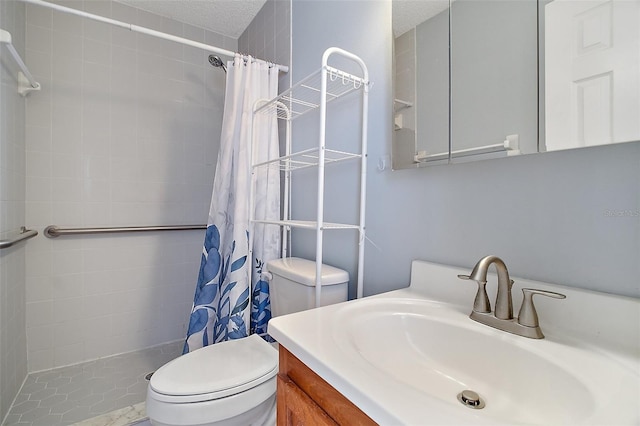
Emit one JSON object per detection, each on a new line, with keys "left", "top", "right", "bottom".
{"left": 457, "top": 390, "right": 485, "bottom": 409}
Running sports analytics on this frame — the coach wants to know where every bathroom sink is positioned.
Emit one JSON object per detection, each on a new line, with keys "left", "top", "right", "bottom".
{"left": 332, "top": 297, "right": 638, "bottom": 425}
{"left": 269, "top": 260, "right": 640, "bottom": 425}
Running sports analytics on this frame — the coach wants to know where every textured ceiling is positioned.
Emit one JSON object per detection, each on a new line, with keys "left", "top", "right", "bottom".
{"left": 392, "top": 0, "right": 449, "bottom": 37}
{"left": 116, "top": 0, "right": 446, "bottom": 41}
{"left": 115, "top": 0, "right": 268, "bottom": 38}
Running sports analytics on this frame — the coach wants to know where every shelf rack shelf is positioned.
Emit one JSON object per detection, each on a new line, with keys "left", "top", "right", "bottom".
{"left": 250, "top": 47, "right": 369, "bottom": 307}
{"left": 254, "top": 65, "right": 369, "bottom": 121}
{"left": 251, "top": 147, "right": 361, "bottom": 172}
{"left": 252, "top": 220, "right": 360, "bottom": 230}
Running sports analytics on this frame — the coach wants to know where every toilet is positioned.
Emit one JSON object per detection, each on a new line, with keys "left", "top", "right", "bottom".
{"left": 146, "top": 257, "right": 349, "bottom": 426}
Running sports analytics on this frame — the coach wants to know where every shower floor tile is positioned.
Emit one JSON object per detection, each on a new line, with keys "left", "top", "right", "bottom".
{"left": 4, "top": 341, "right": 182, "bottom": 426}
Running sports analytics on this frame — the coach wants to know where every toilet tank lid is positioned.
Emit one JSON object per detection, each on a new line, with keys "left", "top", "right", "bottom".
{"left": 266, "top": 257, "right": 349, "bottom": 287}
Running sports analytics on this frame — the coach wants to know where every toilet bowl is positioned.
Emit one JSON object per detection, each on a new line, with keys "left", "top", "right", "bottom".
{"left": 146, "top": 334, "right": 278, "bottom": 426}
{"left": 146, "top": 257, "right": 349, "bottom": 426}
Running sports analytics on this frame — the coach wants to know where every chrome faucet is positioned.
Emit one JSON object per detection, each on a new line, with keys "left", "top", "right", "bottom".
{"left": 458, "top": 255, "right": 566, "bottom": 339}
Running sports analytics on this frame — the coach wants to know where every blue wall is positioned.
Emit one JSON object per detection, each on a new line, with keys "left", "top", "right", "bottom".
{"left": 290, "top": 0, "right": 640, "bottom": 299}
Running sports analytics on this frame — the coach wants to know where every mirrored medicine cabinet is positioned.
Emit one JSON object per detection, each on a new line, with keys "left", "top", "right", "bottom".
{"left": 392, "top": 0, "right": 640, "bottom": 170}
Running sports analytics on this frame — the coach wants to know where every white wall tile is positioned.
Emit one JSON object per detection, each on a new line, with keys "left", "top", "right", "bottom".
{"left": 204, "top": 31, "right": 224, "bottom": 51}
{"left": 51, "top": 178, "right": 83, "bottom": 203}
{"left": 82, "top": 271, "right": 111, "bottom": 296}
{"left": 26, "top": 301, "right": 53, "bottom": 327}
{"left": 83, "top": 62, "right": 110, "bottom": 91}
{"left": 25, "top": 247, "right": 52, "bottom": 278}
{"left": 82, "top": 2, "right": 112, "bottom": 38}
{"left": 52, "top": 297, "right": 84, "bottom": 323}
{"left": 26, "top": 49, "right": 53, "bottom": 81}
{"left": 26, "top": 324, "right": 54, "bottom": 352}
{"left": 136, "top": 9, "right": 162, "bottom": 30}
{"left": 52, "top": 10, "right": 82, "bottom": 35}
{"left": 26, "top": 151, "right": 52, "bottom": 178}
{"left": 26, "top": 24, "right": 52, "bottom": 54}
{"left": 52, "top": 153, "right": 82, "bottom": 179}
{"left": 28, "top": 208, "right": 53, "bottom": 236}
{"left": 26, "top": 3, "right": 52, "bottom": 29}
{"left": 82, "top": 294, "right": 113, "bottom": 318}
{"left": 26, "top": 176, "right": 52, "bottom": 202}
{"left": 52, "top": 201, "right": 83, "bottom": 226}
{"left": 26, "top": 275, "right": 53, "bottom": 303}
{"left": 81, "top": 202, "right": 110, "bottom": 226}
{"left": 82, "top": 156, "right": 110, "bottom": 180}
{"left": 51, "top": 107, "right": 82, "bottom": 153}
{"left": 80, "top": 316, "right": 112, "bottom": 341}
{"left": 111, "top": 25, "right": 136, "bottom": 49}
{"left": 84, "top": 18, "right": 112, "bottom": 43}
{"left": 52, "top": 30, "right": 83, "bottom": 59}
{"left": 111, "top": 1, "right": 135, "bottom": 22}
{"left": 82, "top": 336, "right": 113, "bottom": 361}
{"left": 28, "top": 348, "right": 54, "bottom": 372}
{"left": 51, "top": 250, "right": 84, "bottom": 276}
{"left": 138, "top": 34, "right": 165, "bottom": 58}
{"left": 83, "top": 38, "right": 111, "bottom": 67}
{"left": 25, "top": 95, "right": 52, "bottom": 131}
{"left": 53, "top": 342, "right": 84, "bottom": 367}
{"left": 52, "top": 273, "right": 83, "bottom": 299}
{"left": 53, "top": 320, "right": 84, "bottom": 347}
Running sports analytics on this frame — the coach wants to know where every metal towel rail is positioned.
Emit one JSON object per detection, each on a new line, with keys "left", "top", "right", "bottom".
{"left": 44, "top": 224, "right": 206, "bottom": 238}
{"left": 0, "top": 227, "right": 38, "bottom": 249}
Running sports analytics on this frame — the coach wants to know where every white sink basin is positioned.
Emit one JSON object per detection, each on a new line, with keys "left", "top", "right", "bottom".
{"left": 269, "top": 261, "right": 640, "bottom": 425}
{"left": 333, "top": 297, "right": 638, "bottom": 425}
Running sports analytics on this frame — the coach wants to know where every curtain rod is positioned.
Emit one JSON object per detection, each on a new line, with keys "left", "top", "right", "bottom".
{"left": 21, "top": 0, "right": 289, "bottom": 73}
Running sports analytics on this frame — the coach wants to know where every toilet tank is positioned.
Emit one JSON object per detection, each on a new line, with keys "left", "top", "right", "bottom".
{"left": 266, "top": 257, "right": 349, "bottom": 317}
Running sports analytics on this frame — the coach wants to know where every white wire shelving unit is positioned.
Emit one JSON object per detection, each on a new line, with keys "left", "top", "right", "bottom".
{"left": 250, "top": 47, "right": 370, "bottom": 307}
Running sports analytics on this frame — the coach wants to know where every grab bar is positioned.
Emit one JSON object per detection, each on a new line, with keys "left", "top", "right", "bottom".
{"left": 0, "top": 227, "right": 39, "bottom": 249}
{"left": 44, "top": 224, "right": 206, "bottom": 238}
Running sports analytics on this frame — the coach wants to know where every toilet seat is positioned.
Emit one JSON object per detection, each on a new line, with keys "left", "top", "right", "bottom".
{"left": 149, "top": 334, "right": 278, "bottom": 404}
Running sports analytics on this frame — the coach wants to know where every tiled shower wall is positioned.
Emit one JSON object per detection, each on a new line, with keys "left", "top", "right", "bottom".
{"left": 238, "top": 0, "right": 291, "bottom": 92}
{"left": 23, "top": 0, "right": 235, "bottom": 371}
{"left": 0, "top": 0, "right": 28, "bottom": 419}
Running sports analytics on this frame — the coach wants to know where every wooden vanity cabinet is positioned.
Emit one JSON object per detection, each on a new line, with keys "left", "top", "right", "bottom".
{"left": 277, "top": 347, "right": 377, "bottom": 426}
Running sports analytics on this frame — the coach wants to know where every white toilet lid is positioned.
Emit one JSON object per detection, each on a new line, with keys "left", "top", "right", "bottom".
{"left": 149, "top": 334, "right": 278, "bottom": 401}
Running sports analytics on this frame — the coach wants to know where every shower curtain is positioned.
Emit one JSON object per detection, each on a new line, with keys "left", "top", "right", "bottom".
{"left": 183, "top": 56, "right": 281, "bottom": 353}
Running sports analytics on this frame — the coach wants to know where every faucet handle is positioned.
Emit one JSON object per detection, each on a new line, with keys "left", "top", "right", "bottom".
{"left": 457, "top": 274, "right": 491, "bottom": 313}
{"left": 518, "top": 288, "right": 566, "bottom": 328}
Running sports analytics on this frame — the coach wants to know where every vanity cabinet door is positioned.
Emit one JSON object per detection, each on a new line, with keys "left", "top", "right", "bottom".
{"left": 277, "top": 374, "right": 337, "bottom": 426}
{"left": 277, "top": 347, "right": 377, "bottom": 426}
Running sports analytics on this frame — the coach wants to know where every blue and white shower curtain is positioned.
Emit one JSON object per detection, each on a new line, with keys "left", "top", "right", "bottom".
{"left": 183, "top": 56, "right": 281, "bottom": 354}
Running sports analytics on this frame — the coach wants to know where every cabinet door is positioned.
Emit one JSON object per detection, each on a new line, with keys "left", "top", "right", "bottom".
{"left": 277, "top": 374, "right": 337, "bottom": 426}
{"left": 278, "top": 348, "right": 377, "bottom": 426}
